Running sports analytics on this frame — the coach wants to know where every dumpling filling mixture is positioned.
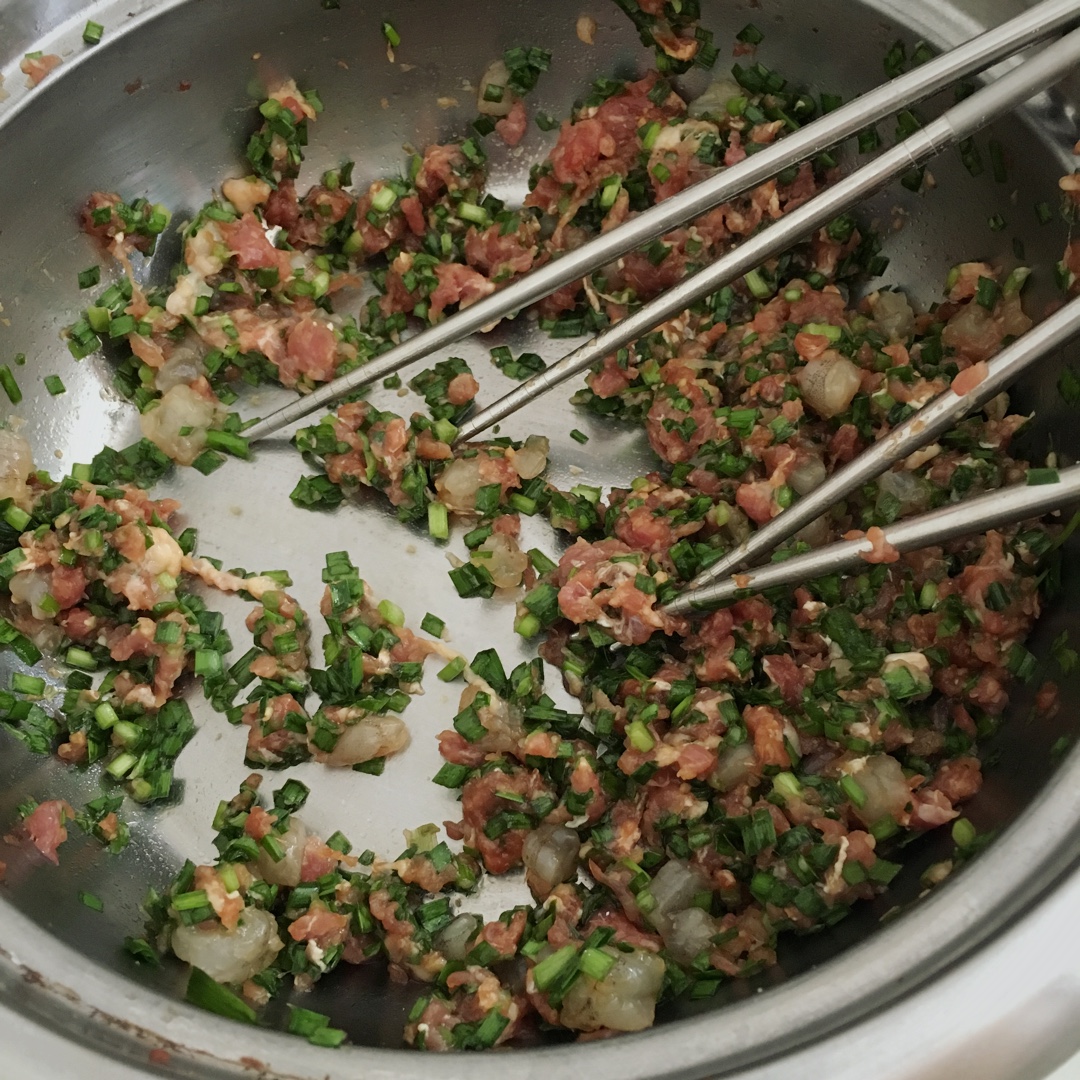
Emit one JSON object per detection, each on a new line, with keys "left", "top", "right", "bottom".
{"left": 1, "top": 2, "right": 1074, "bottom": 1053}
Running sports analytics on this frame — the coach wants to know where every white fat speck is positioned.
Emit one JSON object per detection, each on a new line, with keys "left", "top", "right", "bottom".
{"left": 305, "top": 941, "right": 327, "bottom": 971}
{"left": 883, "top": 651, "right": 930, "bottom": 677}
{"left": 822, "top": 836, "right": 850, "bottom": 896}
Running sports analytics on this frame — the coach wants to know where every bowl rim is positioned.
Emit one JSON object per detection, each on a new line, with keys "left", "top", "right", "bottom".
{"left": 1, "top": 1, "right": 1078, "bottom": 1077}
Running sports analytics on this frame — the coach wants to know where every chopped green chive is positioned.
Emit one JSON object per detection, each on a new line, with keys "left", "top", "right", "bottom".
{"left": 377, "top": 599, "right": 405, "bottom": 626}
{"left": 65, "top": 646, "right": 97, "bottom": 670}
{"left": 0, "top": 367, "right": 22, "bottom": 405}
{"left": 1026, "top": 467, "right": 1060, "bottom": 485}
{"left": 3, "top": 505, "right": 30, "bottom": 531}
{"left": 43, "top": 374, "right": 66, "bottom": 396}
{"left": 371, "top": 186, "right": 397, "bottom": 213}
{"left": 432, "top": 762, "right": 470, "bottom": 787}
{"left": 79, "top": 890, "right": 105, "bottom": 911}
{"left": 427, "top": 500, "right": 449, "bottom": 540}
{"left": 952, "top": 817, "right": 977, "bottom": 849}
{"left": 11, "top": 672, "right": 45, "bottom": 696}
{"left": 626, "top": 719, "right": 655, "bottom": 752}
{"left": 743, "top": 268, "right": 771, "bottom": 299}
{"left": 78, "top": 265, "right": 101, "bottom": 289}
{"left": 974, "top": 276, "right": 999, "bottom": 309}
{"left": 532, "top": 944, "right": 578, "bottom": 991}
{"left": 288, "top": 1005, "right": 347, "bottom": 1048}
{"left": 82, "top": 20, "right": 104, "bottom": 45}
{"left": 840, "top": 775, "right": 868, "bottom": 807}
{"left": 204, "top": 429, "right": 250, "bottom": 459}
{"left": 186, "top": 967, "right": 256, "bottom": 1024}
{"left": 382, "top": 21, "right": 401, "bottom": 47}
{"left": 437, "top": 656, "right": 466, "bottom": 682}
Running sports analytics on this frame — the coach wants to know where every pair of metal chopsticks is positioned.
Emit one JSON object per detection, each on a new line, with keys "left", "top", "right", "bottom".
{"left": 241, "top": 2, "right": 1080, "bottom": 614}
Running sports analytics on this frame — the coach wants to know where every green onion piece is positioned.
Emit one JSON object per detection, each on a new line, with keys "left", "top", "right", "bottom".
{"left": 772, "top": 771, "right": 802, "bottom": 801}
{"left": 437, "top": 656, "right": 466, "bottom": 682}
{"left": 186, "top": 967, "right": 256, "bottom": 1024}
{"left": 154, "top": 620, "right": 182, "bottom": 645}
{"left": 43, "top": 374, "right": 66, "bottom": 396}
{"left": 803, "top": 322, "right": 842, "bottom": 342}
{"left": 11, "top": 672, "right": 45, "bottom": 696}
{"left": 66, "top": 646, "right": 97, "bottom": 670}
{"left": 531, "top": 944, "right": 578, "bottom": 991}
{"left": 108, "top": 314, "right": 135, "bottom": 338}
{"left": 382, "top": 21, "right": 401, "bottom": 47}
{"left": 457, "top": 201, "right": 489, "bottom": 226}
{"left": 427, "top": 501, "right": 449, "bottom": 540}
{"left": 514, "top": 612, "right": 540, "bottom": 638}
{"left": 432, "top": 762, "right": 470, "bottom": 788}
{"left": 82, "top": 20, "right": 104, "bottom": 44}
{"left": 0, "top": 366, "right": 22, "bottom": 405}
{"left": 261, "top": 834, "right": 285, "bottom": 862}
{"left": 743, "top": 268, "right": 772, "bottom": 299}
{"left": 421, "top": 613, "right": 445, "bottom": 637}
{"left": 569, "top": 429, "right": 589, "bottom": 445}
{"left": 578, "top": 947, "right": 616, "bottom": 981}
{"left": 1003, "top": 266, "right": 1032, "bottom": 297}
{"left": 194, "top": 650, "right": 223, "bottom": 677}
{"left": 1026, "top": 467, "right": 1060, "bottom": 486}
{"left": 528, "top": 548, "right": 557, "bottom": 575}
{"left": 839, "top": 775, "right": 868, "bottom": 807}
{"left": 204, "top": 429, "right": 250, "bottom": 459}
{"left": 454, "top": 703, "right": 487, "bottom": 742}
{"left": 952, "top": 817, "right": 977, "bottom": 849}
{"left": 377, "top": 599, "right": 405, "bottom": 626}
{"left": 974, "top": 276, "right": 999, "bottom": 310}
{"left": 371, "top": 186, "right": 397, "bottom": 213}
{"left": 79, "top": 890, "right": 105, "bottom": 911}
{"left": 638, "top": 120, "right": 661, "bottom": 150}
{"left": 599, "top": 175, "right": 622, "bottom": 209}
{"left": 192, "top": 450, "right": 226, "bottom": 476}
{"left": 626, "top": 719, "right": 655, "bottom": 752}
{"left": 218, "top": 864, "right": 240, "bottom": 894}
{"left": 3, "top": 504, "right": 30, "bottom": 532}
{"left": 736, "top": 22, "right": 764, "bottom": 44}
{"left": 112, "top": 720, "right": 141, "bottom": 747}
{"left": 106, "top": 751, "right": 137, "bottom": 779}
{"left": 78, "top": 265, "right": 101, "bottom": 289}
{"left": 95, "top": 702, "right": 119, "bottom": 729}
{"left": 1006, "top": 643, "right": 1038, "bottom": 681}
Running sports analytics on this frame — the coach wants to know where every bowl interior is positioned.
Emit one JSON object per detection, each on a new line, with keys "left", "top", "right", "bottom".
{"left": 0, "top": 0, "right": 1078, "bottom": 1069}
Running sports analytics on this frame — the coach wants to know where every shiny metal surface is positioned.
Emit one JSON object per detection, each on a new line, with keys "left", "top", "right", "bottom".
{"left": 456, "top": 25, "right": 1080, "bottom": 443}
{"left": 673, "top": 465, "right": 1080, "bottom": 612}
{"left": 668, "top": 291, "right": 1080, "bottom": 613}
{"left": 1, "top": 1, "right": 1080, "bottom": 1078}
{"left": 245, "top": 0, "right": 1080, "bottom": 443}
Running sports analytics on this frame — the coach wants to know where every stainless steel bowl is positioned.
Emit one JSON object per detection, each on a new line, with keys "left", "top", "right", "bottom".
{"left": 2, "top": 1, "right": 1080, "bottom": 1076}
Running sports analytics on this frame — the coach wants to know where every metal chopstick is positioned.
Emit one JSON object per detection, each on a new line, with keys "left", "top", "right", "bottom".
{"left": 665, "top": 466, "right": 1080, "bottom": 614}
{"left": 241, "top": 0, "right": 1080, "bottom": 444}
{"left": 453, "top": 26, "right": 1080, "bottom": 445}
{"left": 664, "top": 293, "right": 1080, "bottom": 614}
